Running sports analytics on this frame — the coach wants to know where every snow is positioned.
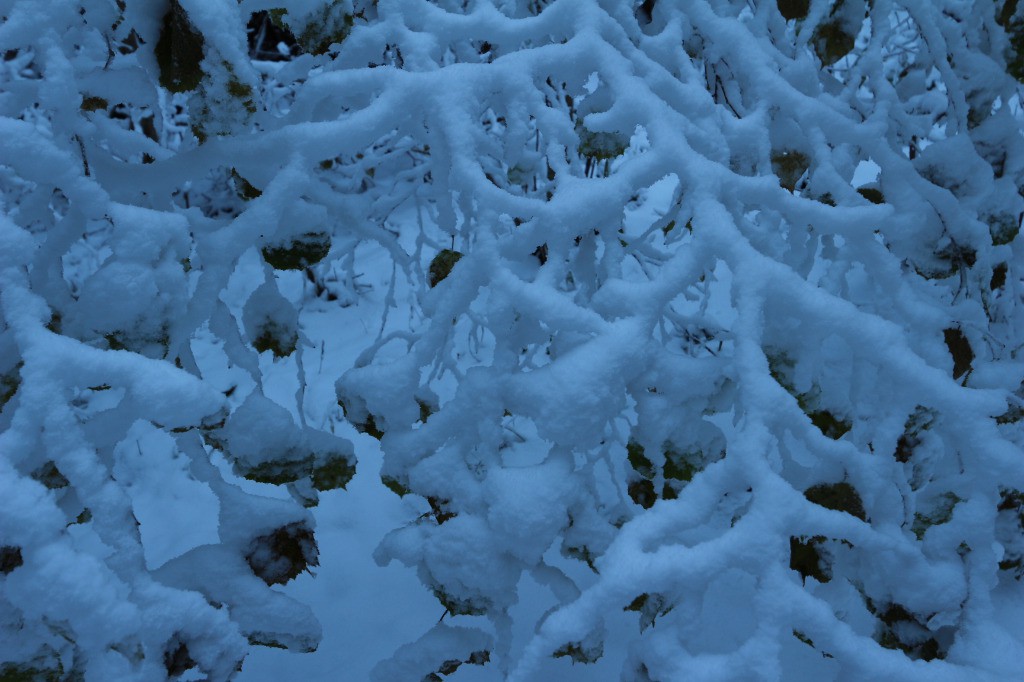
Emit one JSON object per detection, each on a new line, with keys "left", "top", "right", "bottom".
{"left": 2, "top": 0, "right": 1023, "bottom": 680}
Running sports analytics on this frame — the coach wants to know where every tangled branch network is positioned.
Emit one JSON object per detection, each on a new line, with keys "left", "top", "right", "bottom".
{"left": 0, "top": 0, "right": 1022, "bottom": 680}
